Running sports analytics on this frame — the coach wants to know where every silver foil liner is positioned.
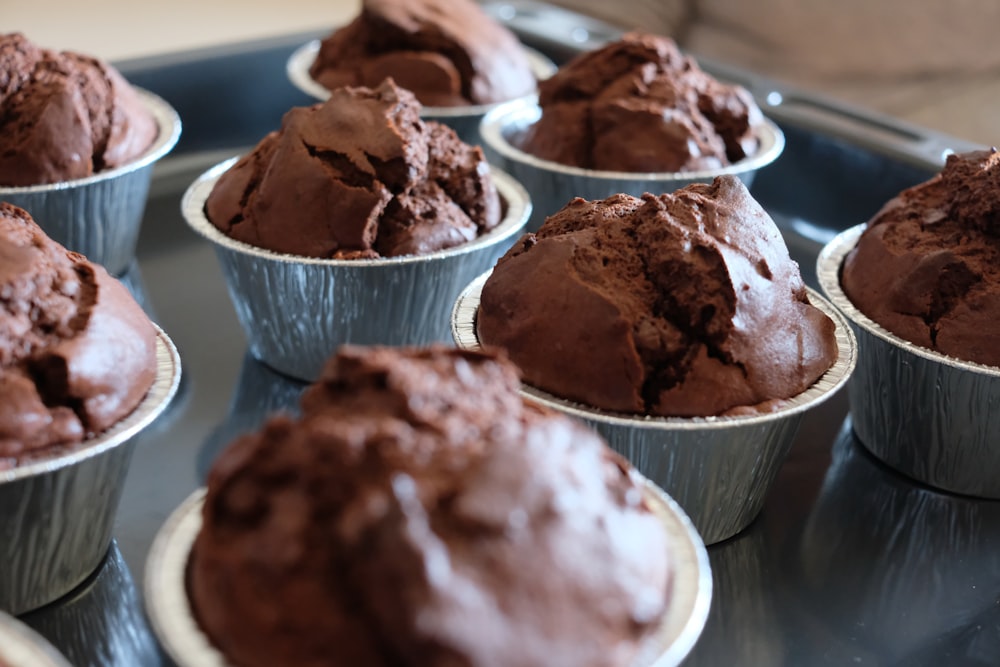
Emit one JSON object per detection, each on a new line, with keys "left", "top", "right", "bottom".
{"left": 479, "top": 98, "right": 786, "bottom": 232}
{"left": 0, "top": 89, "right": 182, "bottom": 276}
{"left": 0, "top": 328, "right": 182, "bottom": 615}
{"left": 452, "top": 271, "right": 857, "bottom": 544}
{"left": 0, "top": 611, "right": 71, "bottom": 667}
{"left": 817, "top": 224, "right": 1000, "bottom": 498}
{"left": 182, "top": 159, "right": 531, "bottom": 382}
{"left": 286, "top": 40, "right": 557, "bottom": 146}
{"left": 145, "top": 481, "right": 710, "bottom": 667}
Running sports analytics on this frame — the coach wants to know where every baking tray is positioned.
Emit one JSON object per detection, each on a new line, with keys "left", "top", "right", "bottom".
{"left": 12, "top": 3, "right": 996, "bottom": 665}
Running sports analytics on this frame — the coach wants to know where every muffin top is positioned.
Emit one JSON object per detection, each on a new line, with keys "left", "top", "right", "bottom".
{"left": 0, "top": 33, "right": 157, "bottom": 187}
{"left": 309, "top": 0, "right": 535, "bottom": 107}
{"left": 520, "top": 32, "right": 762, "bottom": 173}
{"left": 189, "top": 345, "right": 672, "bottom": 667}
{"left": 842, "top": 148, "right": 1000, "bottom": 367}
{"left": 478, "top": 176, "right": 839, "bottom": 417}
{"left": 0, "top": 203, "right": 157, "bottom": 467}
{"left": 205, "top": 79, "right": 502, "bottom": 258}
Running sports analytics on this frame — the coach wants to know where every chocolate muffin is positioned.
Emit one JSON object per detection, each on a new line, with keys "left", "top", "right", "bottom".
{"left": 0, "top": 202, "right": 157, "bottom": 466}
{"left": 841, "top": 148, "right": 1000, "bottom": 367}
{"left": 520, "top": 32, "right": 763, "bottom": 173}
{"left": 309, "top": 0, "right": 535, "bottom": 107}
{"left": 0, "top": 33, "right": 158, "bottom": 186}
{"left": 205, "top": 79, "right": 501, "bottom": 258}
{"left": 188, "top": 345, "right": 672, "bottom": 667}
{"left": 478, "top": 176, "right": 839, "bottom": 417}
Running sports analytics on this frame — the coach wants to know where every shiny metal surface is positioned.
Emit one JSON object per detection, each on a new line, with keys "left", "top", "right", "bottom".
{"left": 144, "top": 481, "right": 711, "bottom": 667}
{"left": 20, "top": 544, "right": 166, "bottom": 667}
{"left": 452, "top": 271, "right": 857, "bottom": 544}
{"left": 0, "top": 330, "right": 182, "bottom": 614}
{"left": 817, "top": 226, "right": 1000, "bottom": 498}
{"left": 285, "top": 40, "right": 557, "bottom": 146}
{"left": 0, "top": 611, "right": 72, "bottom": 667}
{"left": 0, "top": 90, "right": 181, "bottom": 276}
{"left": 479, "top": 97, "right": 785, "bottom": 231}
{"left": 181, "top": 159, "right": 530, "bottom": 382}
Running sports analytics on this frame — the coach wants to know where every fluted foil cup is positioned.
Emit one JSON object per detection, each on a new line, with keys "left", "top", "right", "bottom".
{"left": 0, "top": 90, "right": 182, "bottom": 276}
{"left": 286, "top": 40, "right": 557, "bottom": 146}
{"left": 182, "top": 159, "right": 531, "bottom": 382}
{"left": 818, "top": 224, "right": 1000, "bottom": 498}
{"left": 479, "top": 98, "right": 785, "bottom": 232}
{"left": 452, "top": 271, "right": 857, "bottom": 544}
{"left": 146, "top": 482, "right": 710, "bottom": 667}
{"left": 0, "top": 611, "right": 71, "bottom": 667}
{"left": 0, "top": 328, "right": 181, "bottom": 614}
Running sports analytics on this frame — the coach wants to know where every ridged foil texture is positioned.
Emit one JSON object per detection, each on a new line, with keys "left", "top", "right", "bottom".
{"left": 792, "top": 421, "right": 1000, "bottom": 660}
{"left": 286, "top": 40, "right": 557, "bottom": 146}
{"left": 478, "top": 98, "right": 785, "bottom": 232}
{"left": 182, "top": 160, "right": 531, "bottom": 382}
{"left": 452, "top": 271, "right": 857, "bottom": 544}
{"left": 0, "top": 329, "right": 182, "bottom": 614}
{"left": 0, "top": 611, "right": 71, "bottom": 667}
{"left": 818, "top": 225, "right": 1000, "bottom": 498}
{"left": 0, "top": 90, "right": 182, "bottom": 276}
{"left": 145, "top": 481, "right": 711, "bottom": 667}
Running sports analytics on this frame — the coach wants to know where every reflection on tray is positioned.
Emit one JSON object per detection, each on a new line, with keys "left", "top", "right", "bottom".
{"left": 196, "top": 353, "right": 308, "bottom": 481}
{"left": 685, "top": 522, "right": 785, "bottom": 665}
{"left": 20, "top": 542, "right": 166, "bottom": 667}
{"left": 790, "top": 419, "right": 1000, "bottom": 662}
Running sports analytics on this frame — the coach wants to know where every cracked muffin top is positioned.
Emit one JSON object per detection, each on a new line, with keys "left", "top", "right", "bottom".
{"left": 0, "top": 202, "right": 156, "bottom": 467}
{"left": 205, "top": 78, "right": 501, "bottom": 259}
{"left": 841, "top": 148, "right": 1000, "bottom": 367}
{"left": 478, "top": 176, "right": 838, "bottom": 417}
{"left": 0, "top": 32, "right": 158, "bottom": 187}
{"left": 309, "top": 0, "right": 536, "bottom": 107}
{"left": 519, "top": 32, "right": 762, "bottom": 173}
{"left": 189, "top": 345, "right": 672, "bottom": 667}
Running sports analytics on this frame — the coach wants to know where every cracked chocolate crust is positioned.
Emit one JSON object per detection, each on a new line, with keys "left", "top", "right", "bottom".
{"left": 478, "top": 176, "right": 838, "bottom": 417}
{"left": 205, "top": 79, "right": 501, "bottom": 259}
{"left": 0, "top": 203, "right": 157, "bottom": 465}
{"left": 842, "top": 148, "right": 1000, "bottom": 367}
{"left": 0, "top": 32, "right": 157, "bottom": 186}
{"left": 309, "top": 0, "right": 535, "bottom": 107}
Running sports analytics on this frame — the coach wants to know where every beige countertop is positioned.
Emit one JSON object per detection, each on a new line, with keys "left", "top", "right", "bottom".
{"left": 5, "top": 0, "right": 360, "bottom": 61}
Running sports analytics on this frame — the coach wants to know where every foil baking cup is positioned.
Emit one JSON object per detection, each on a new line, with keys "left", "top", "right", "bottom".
{"left": 286, "top": 40, "right": 557, "bottom": 146}
{"left": 479, "top": 98, "right": 785, "bottom": 232}
{"left": 0, "top": 611, "right": 71, "bottom": 667}
{"left": 0, "top": 328, "right": 182, "bottom": 615}
{"left": 0, "top": 89, "right": 182, "bottom": 276}
{"left": 182, "top": 159, "right": 531, "bottom": 382}
{"left": 818, "top": 224, "right": 1000, "bottom": 498}
{"left": 452, "top": 271, "right": 857, "bottom": 544}
{"left": 145, "top": 480, "right": 711, "bottom": 667}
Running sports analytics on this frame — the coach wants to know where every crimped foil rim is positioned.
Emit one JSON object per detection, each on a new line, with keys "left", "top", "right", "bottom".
{"left": 181, "top": 159, "right": 531, "bottom": 266}
{"left": 817, "top": 224, "right": 1000, "bottom": 378}
{"left": 286, "top": 39, "right": 557, "bottom": 115}
{"left": 479, "top": 97, "right": 786, "bottom": 183}
{"left": 452, "top": 270, "right": 858, "bottom": 430}
{"left": 145, "top": 481, "right": 710, "bottom": 667}
{"left": 0, "top": 326, "right": 182, "bottom": 483}
{"left": 0, "top": 611, "right": 72, "bottom": 667}
{"left": 0, "top": 89, "right": 182, "bottom": 194}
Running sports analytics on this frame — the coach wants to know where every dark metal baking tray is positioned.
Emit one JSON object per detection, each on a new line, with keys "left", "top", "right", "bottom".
{"left": 14, "top": 3, "right": 997, "bottom": 665}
